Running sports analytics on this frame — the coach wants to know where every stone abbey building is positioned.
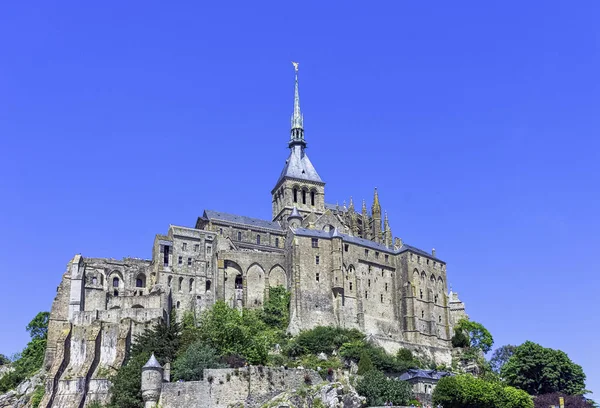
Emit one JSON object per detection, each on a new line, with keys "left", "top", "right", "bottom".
{"left": 40, "top": 65, "right": 467, "bottom": 407}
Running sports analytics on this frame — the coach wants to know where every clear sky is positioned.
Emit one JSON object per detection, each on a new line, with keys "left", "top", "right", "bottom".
{"left": 1, "top": 0, "right": 598, "bottom": 397}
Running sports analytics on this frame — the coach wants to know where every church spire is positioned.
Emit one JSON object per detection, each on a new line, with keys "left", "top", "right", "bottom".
{"left": 290, "top": 61, "right": 305, "bottom": 148}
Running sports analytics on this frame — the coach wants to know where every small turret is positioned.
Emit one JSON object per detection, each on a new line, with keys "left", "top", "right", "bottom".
{"left": 361, "top": 200, "right": 370, "bottom": 239}
{"left": 141, "top": 354, "right": 164, "bottom": 408}
{"left": 287, "top": 206, "right": 303, "bottom": 229}
{"left": 383, "top": 211, "right": 393, "bottom": 248}
{"left": 348, "top": 197, "right": 358, "bottom": 236}
{"left": 371, "top": 188, "right": 382, "bottom": 243}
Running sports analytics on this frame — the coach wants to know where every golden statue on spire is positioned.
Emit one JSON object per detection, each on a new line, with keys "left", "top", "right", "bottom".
{"left": 292, "top": 61, "right": 299, "bottom": 72}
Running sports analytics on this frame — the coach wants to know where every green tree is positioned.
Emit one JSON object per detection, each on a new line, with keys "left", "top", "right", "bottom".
{"left": 26, "top": 312, "right": 50, "bottom": 340}
{"left": 0, "top": 354, "right": 10, "bottom": 365}
{"left": 489, "top": 344, "right": 516, "bottom": 373}
{"left": 287, "top": 326, "right": 364, "bottom": 356}
{"left": 501, "top": 341, "right": 586, "bottom": 396}
{"left": 454, "top": 318, "right": 494, "bottom": 354}
{"left": 178, "top": 311, "right": 201, "bottom": 356}
{"left": 261, "top": 286, "right": 291, "bottom": 329}
{"left": 357, "top": 350, "right": 374, "bottom": 375}
{"left": 172, "top": 341, "right": 225, "bottom": 381}
{"left": 355, "top": 370, "right": 412, "bottom": 406}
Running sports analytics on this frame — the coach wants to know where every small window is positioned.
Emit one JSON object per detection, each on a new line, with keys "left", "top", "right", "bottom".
{"left": 256, "top": 235, "right": 261, "bottom": 245}
{"left": 176, "top": 301, "right": 181, "bottom": 309}
{"left": 194, "top": 244, "right": 199, "bottom": 252}
{"left": 178, "top": 256, "right": 183, "bottom": 265}
{"left": 368, "top": 279, "right": 371, "bottom": 287}
{"left": 163, "top": 245, "right": 170, "bottom": 266}
{"left": 427, "top": 259, "right": 430, "bottom": 265}
{"left": 349, "top": 282, "right": 353, "bottom": 290}
{"left": 168, "top": 276, "right": 173, "bottom": 287}
{"left": 293, "top": 188, "right": 298, "bottom": 203}
{"left": 380, "top": 294, "right": 383, "bottom": 303}
{"left": 310, "top": 191, "right": 315, "bottom": 206}
{"left": 385, "top": 283, "right": 388, "bottom": 291}
{"left": 302, "top": 189, "right": 306, "bottom": 204}
{"left": 205, "top": 280, "right": 212, "bottom": 291}
{"left": 344, "top": 244, "right": 349, "bottom": 252}
{"left": 315, "top": 255, "right": 320, "bottom": 265}
{"left": 418, "top": 256, "right": 421, "bottom": 263}
{"left": 439, "top": 316, "right": 442, "bottom": 323}
{"left": 275, "top": 237, "right": 279, "bottom": 247}
{"left": 316, "top": 273, "right": 320, "bottom": 282}
{"left": 182, "top": 242, "right": 187, "bottom": 251}
{"left": 92, "top": 277, "right": 97, "bottom": 285}
{"left": 421, "top": 310, "right": 425, "bottom": 318}
{"left": 187, "top": 257, "right": 192, "bottom": 266}
{"left": 368, "top": 265, "right": 372, "bottom": 273}
{"left": 375, "top": 251, "right": 379, "bottom": 259}
{"left": 113, "top": 290, "right": 119, "bottom": 297}
{"left": 385, "top": 254, "right": 389, "bottom": 263}
{"left": 178, "top": 277, "right": 183, "bottom": 291}
{"left": 219, "top": 228, "right": 223, "bottom": 235}
{"left": 365, "top": 291, "right": 368, "bottom": 299}
{"left": 112, "top": 277, "right": 119, "bottom": 288}
{"left": 365, "top": 249, "right": 369, "bottom": 257}
{"left": 136, "top": 278, "right": 144, "bottom": 288}
{"left": 189, "top": 278, "right": 194, "bottom": 293}
{"left": 434, "top": 295, "right": 438, "bottom": 303}
{"left": 237, "top": 231, "right": 242, "bottom": 241}
{"left": 206, "top": 245, "right": 212, "bottom": 256}
{"left": 382, "top": 269, "right": 385, "bottom": 277}
{"left": 420, "top": 289, "right": 423, "bottom": 299}
{"left": 311, "top": 238, "right": 319, "bottom": 248}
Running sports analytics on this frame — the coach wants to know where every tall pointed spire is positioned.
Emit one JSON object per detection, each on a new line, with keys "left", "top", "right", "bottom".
{"left": 290, "top": 61, "right": 305, "bottom": 148}
{"left": 372, "top": 188, "right": 382, "bottom": 243}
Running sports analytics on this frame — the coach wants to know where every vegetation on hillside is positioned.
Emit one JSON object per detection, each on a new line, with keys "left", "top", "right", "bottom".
{"left": 0, "top": 311, "right": 49, "bottom": 393}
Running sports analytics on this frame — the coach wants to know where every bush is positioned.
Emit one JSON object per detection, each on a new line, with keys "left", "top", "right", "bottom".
{"left": 355, "top": 370, "right": 412, "bottom": 406}
{"left": 286, "top": 326, "right": 364, "bottom": 356}
{"left": 357, "top": 351, "right": 374, "bottom": 374}
{"left": 172, "top": 341, "right": 225, "bottom": 381}
{"left": 261, "top": 286, "right": 291, "bottom": 330}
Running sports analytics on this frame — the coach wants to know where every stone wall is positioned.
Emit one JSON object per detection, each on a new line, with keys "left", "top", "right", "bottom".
{"left": 158, "top": 367, "right": 322, "bottom": 408}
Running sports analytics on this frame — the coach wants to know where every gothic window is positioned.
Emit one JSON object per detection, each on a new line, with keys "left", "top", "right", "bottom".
{"left": 315, "top": 255, "right": 320, "bottom": 265}
{"left": 256, "top": 235, "right": 261, "bottom": 245}
{"left": 189, "top": 278, "right": 194, "bottom": 293}
{"left": 178, "top": 256, "right": 183, "bottom": 265}
{"left": 135, "top": 276, "right": 145, "bottom": 288}
{"left": 112, "top": 277, "right": 119, "bottom": 288}
{"left": 237, "top": 231, "right": 242, "bottom": 241}
{"left": 178, "top": 277, "right": 183, "bottom": 292}
{"left": 302, "top": 189, "right": 306, "bottom": 204}
{"left": 205, "top": 280, "right": 211, "bottom": 291}
{"left": 293, "top": 188, "right": 298, "bottom": 203}
{"left": 310, "top": 191, "right": 315, "bottom": 206}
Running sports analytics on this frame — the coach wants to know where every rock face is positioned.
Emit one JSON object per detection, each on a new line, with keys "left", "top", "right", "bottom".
{"left": 261, "top": 381, "right": 366, "bottom": 408}
{"left": 0, "top": 371, "right": 44, "bottom": 408}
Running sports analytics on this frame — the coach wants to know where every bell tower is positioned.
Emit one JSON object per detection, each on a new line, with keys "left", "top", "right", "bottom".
{"left": 272, "top": 62, "right": 325, "bottom": 222}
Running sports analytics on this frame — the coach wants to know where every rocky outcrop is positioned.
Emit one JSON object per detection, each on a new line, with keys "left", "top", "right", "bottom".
{"left": 0, "top": 371, "right": 45, "bottom": 408}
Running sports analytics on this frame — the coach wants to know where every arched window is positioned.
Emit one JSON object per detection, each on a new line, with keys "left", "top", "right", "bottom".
{"left": 237, "top": 231, "right": 242, "bottom": 241}
{"left": 205, "top": 280, "right": 212, "bottom": 291}
{"left": 302, "top": 189, "right": 306, "bottom": 204}
{"left": 135, "top": 274, "right": 146, "bottom": 288}
{"left": 178, "top": 277, "right": 183, "bottom": 292}
{"left": 92, "top": 277, "right": 97, "bottom": 285}
{"left": 310, "top": 191, "right": 315, "bottom": 206}
{"left": 235, "top": 274, "right": 243, "bottom": 289}
{"left": 189, "top": 278, "right": 194, "bottom": 293}
{"left": 256, "top": 234, "right": 261, "bottom": 245}
{"left": 112, "top": 277, "right": 119, "bottom": 288}
{"left": 293, "top": 188, "right": 298, "bottom": 203}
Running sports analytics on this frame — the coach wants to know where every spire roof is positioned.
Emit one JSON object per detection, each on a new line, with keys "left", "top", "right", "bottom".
{"left": 274, "top": 145, "right": 323, "bottom": 187}
{"left": 143, "top": 353, "right": 162, "bottom": 369}
{"left": 289, "top": 61, "right": 305, "bottom": 148}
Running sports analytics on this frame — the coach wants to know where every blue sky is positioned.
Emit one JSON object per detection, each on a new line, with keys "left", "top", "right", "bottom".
{"left": 1, "top": 0, "right": 599, "bottom": 396}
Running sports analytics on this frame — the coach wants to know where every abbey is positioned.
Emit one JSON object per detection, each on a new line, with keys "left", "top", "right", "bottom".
{"left": 40, "top": 65, "right": 467, "bottom": 407}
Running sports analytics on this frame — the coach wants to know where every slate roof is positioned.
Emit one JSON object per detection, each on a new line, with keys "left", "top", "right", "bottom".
{"left": 397, "top": 369, "right": 453, "bottom": 381}
{"left": 143, "top": 354, "right": 162, "bottom": 369}
{"left": 275, "top": 146, "right": 323, "bottom": 187}
{"left": 204, "top": 210, "right": 283, "bottom": 232}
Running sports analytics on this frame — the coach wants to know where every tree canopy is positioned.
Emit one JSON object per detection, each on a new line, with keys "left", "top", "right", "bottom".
{"left": 26, "top": 312, "right": 50, "bottom": 341}
{"left": 355, "top": 370, "right": 413, "bottom": 406}
{"left": 453, "top": 318, "right": 494, "bottom": 354}
{"left": 489, "top": 344, "right": 516, "bottom": 373}
{"left": 500, "top": 341, "right": 586, "bottom": 396}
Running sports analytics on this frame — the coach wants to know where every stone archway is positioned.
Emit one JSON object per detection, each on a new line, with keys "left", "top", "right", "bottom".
{"left": 246, "top": 263, "right": 265, "bottom": 308}
{"left": 268, "top": 265, "right": 286, "bottom": 288}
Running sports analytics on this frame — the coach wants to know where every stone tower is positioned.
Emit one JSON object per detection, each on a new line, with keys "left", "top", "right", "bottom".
{"left": 272, "top": 62, "right": 325, "bottom": 223}
{"left": 141, "top": 354, "right": 164, "bottom": 408}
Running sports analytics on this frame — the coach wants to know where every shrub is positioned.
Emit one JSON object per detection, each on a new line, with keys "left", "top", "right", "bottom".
{"left": 355, "top": 370, "right": 412, "bottom": 406}
{"left": 287, "top": 326, "right": 364, "bottom": 356}
{"left": 172, "top": 340, "right": 225, "bottom": 381}
{"left": 357, "top": 351, "right": 374, "bottom": 375}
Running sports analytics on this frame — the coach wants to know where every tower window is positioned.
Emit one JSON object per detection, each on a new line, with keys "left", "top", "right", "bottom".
{"left": 434, "top": 295, "right": 438, "bottom": 303}
{"left": 311, "top": 238, "right": 319, "bottom": 248}
{"left": 178, "top": 256, "right": 183, "bottom": 265}
{"left": 349, "top": 282, "right": 353, "bottom": 290}
{"left": 310, "top": 191, "right": 315, "bottom": 206}
{"left": 293, "top": 188, "right": 298, "bottom": 203}
{"left": 163, "top": 245, "right": 170, "bottom": 266}
{"left": 238, "top": 231, "right": 242, "bottom": 241}
{"left": 187, "top": 257, "right": 192, "bottom": 266}
{"left": 182, "top": 242, "right": 187, "bottom": 251}
{"left": 136, "top": 278, "right": 144, "bottom": 288}
{"left": 302, "top": 189, "right": 306, "bottom": 204}
{"left": 315, "top": 273, "right": 320, "bottom": 282}
{"left": 206, "top": 245, "right": 212, "bottom": 255}
{"left": 275, "top": 237, "right": 279, "bottom": 247}
{"left": 315, "top": 255, "right": 320, "bottom": 265}
{"left": 256, "top": 235, "right": 261, "bottom": 245}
